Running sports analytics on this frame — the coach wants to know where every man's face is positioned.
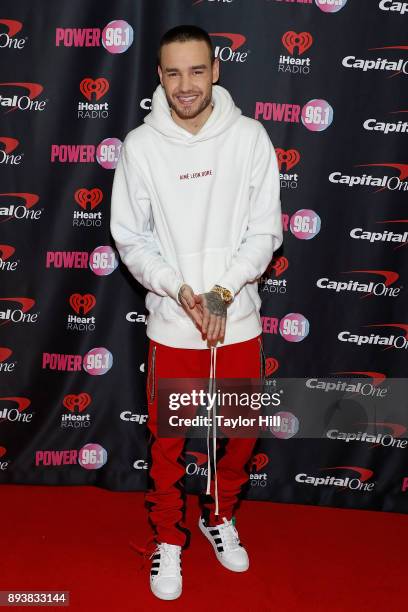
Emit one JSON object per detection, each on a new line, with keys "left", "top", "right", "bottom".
{"left": 158, "top": 39, "right": 219, "bottom": 121}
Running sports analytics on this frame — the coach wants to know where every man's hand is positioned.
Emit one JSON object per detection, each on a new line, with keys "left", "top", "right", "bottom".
{"left": 178, "top": 284, "right": 203, "bottom": 329}
{"left": 195, "top": 291, "right": 227, "bottom": 345}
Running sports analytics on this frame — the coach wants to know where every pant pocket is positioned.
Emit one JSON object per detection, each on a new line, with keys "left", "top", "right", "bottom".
{"left": 258, "top": 336, "right": 265, "bottom": 382}
{"left": 147, "top": 344, "right": 157, "bottom": 404}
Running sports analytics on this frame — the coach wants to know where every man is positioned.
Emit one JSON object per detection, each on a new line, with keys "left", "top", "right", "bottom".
{"left": 110, "top": 24, "right": 282, "bottom": 601}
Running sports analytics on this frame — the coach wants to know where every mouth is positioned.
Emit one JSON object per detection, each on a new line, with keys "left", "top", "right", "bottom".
{"left": 176, "top": 94, "right": 200, "bottom": 107}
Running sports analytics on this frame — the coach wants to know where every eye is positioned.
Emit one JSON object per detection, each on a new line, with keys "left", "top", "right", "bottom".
{"left": 193, "top": 70, "right": 203, "bottom": 75}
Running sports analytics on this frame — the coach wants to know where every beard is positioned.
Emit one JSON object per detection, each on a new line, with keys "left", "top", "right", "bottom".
{"left": 165, "top": 88, "right": 213, "bottom": 121}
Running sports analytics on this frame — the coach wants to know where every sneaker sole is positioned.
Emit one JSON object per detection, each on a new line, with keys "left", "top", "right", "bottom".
{"left": 198, "top": 518, "right": 249, "bottom": 572}
{"left": 150, "top": 582, "right": 182, "bottom": 601}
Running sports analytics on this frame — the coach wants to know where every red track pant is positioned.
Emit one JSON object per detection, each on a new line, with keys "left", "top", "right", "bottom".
{"left": 144, "top": 334, "right": 263, "bottom": 547}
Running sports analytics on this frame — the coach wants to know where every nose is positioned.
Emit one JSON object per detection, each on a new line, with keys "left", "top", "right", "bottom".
{"left": 179, "top": 72, "right": 193, "bottom": 92}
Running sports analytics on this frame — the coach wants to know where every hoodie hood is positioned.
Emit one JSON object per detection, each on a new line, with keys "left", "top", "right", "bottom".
{"left": 144, "top": 83, "right": 242, "bottom": 143}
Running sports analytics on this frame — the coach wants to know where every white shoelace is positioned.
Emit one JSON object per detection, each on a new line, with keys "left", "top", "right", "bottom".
{"left": 206, "top": 346, "right": 219, "bottom": 516}
{"left": 219, "top": 517, "right": 240, "bottom": 551}
{"left": 150, "top": 543, "right": 181, "bottom": 578}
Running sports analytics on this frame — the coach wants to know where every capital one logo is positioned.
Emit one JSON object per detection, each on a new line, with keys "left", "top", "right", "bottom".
{"left": 0, "top": 137, "right": 23, "bottom": 165}
{"left": 0, "top": 446, "right": 9, "bottom": 470}
{"left": 332, "top": 370, "right": 386, "bottom": 385}
{"left": 185, "top": 450, "right": 210, "bottom": 476}
{"left": 342, "top": 44, "right": 408, "bottom": 77}
{"left": 327, "top": 421, "right": 407, "bottom": 449}
{"left": 379, "top": 1, "right": 408, "bottom": 15}
{"left": 0, "top": 82, "right": 46, "bottom": 113}
{"left": 296, "top": 465, "right": 375, "bottom": 491}
{"left": 0, "top": 396, "right": 32, "bottom": 424}
{"left": 350, "top": 218, "right": 408, "bottom": 251}
{"left": 0, "top": 297, "right": 38, "bottom": 326}
{"left": 0, "top": 245, "right": 17, "bottom": 271}
{"left": 329, "top": 162, "right": 408, "bottom": 193}
{"left": 209, "top": 32, "right": 249, "bottom": 62}
{"left": 338, "top": 322, "right": 408, "bottom": 351}
{"left": 316, "top": 269, "right": 402, "bottom": 299}
{"left": 0, "top": 19, "right": 26, "bottom": 49}
{"left": 0, "top": 192, "right": 41, "bottom": 222}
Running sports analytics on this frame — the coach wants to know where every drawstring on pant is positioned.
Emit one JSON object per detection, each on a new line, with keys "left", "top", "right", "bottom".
{"left": 206, "top": 345, "right": 219, "bottom": 516}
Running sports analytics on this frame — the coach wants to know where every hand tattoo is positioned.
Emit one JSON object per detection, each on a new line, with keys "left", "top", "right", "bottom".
{"left": 203, "top": 292, "right": 227, "bottom": 316}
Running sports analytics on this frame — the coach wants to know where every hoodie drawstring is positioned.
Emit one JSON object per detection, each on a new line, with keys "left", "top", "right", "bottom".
{"left": 206, "top": 345, "right": 219, "bottom": 516}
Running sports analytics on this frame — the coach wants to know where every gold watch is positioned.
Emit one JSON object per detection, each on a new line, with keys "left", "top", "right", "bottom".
{"left": 210, "top": 285, "right": 233, "bottom": 304}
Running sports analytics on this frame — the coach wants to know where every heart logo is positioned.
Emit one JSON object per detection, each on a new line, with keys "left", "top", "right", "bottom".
{"left": 74, "top": 188, "right": 103, "bottom": 210}
{"left": 275, "top": 148, "right": 300, "bottom": 171}
{"left": 63, "top": 393, "right": 92, "bottom": 413}
{"left": 282, "top": 31, "right": 313, "bottom": 56}
{"left": 265, "top": 358, "right": 279, "bottom": 377}
{"left": 79, "top": 78, "right": 109, "bottom": 101}
{"left": 69, "top": 293, "right": 96, "bottom": 315}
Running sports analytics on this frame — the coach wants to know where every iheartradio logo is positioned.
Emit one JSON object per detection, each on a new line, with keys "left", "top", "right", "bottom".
{"left": 265, "top": 357, "right": 279, "bottom": 377}
{"left": 69, "top": 293, "right": 96, "bottom": 315}
{"left": 80, "top": 78, "right": 109, "bottom": 101}
{"left": 282, "top": 31, "right": 313, "bottom": 56}
{"left": 249, "top": 453, "right": 269, "bottom": 472}
{"left": 276, "top": 148, "right": 300, "bottom": 172}
{"left": 63, "top": 393, "right": 92, "bottom": 412}
{"left": 266, "top": 256, "right": 288, "bottom": 277}
{"left": 74, "top": 188, "right": 103, "bottom": 210}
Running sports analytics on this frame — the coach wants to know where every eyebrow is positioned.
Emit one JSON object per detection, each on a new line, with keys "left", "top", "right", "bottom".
{"left": 164, "top": 64, "right": 208, "bottom": 72}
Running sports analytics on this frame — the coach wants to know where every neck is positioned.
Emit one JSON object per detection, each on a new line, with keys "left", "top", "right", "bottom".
{"left": 171, "top": 102, "right": 214, "bottom": 135}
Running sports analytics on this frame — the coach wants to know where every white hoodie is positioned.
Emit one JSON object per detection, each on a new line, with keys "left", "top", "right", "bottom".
{"left": 110, "top": 83, "right": 283, "bottom": 349}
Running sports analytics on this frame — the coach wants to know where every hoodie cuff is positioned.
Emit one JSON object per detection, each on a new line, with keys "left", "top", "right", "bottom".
{"left": 157, "top": 269, "right": 185, "bottom": 302}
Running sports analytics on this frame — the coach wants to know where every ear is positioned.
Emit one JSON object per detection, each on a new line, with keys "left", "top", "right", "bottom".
{"left": 158, "top": 64, "right": 163, "bottom": 86}
{"left": 212, "top": 58, "right": 220, "bottom": 83}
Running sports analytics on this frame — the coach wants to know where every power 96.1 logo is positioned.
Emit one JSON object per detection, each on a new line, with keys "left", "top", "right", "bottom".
{"left": 89, "top": 246, "right": 119, "bottom": 276}
{"left": 301, "top": 99, "right": 333, "bottom": 132}
{"left": 83, "top": 348, "right": 113, "bottom": 375}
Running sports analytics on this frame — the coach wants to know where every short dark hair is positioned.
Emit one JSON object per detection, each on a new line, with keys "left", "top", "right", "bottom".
{"left": 158, "top": 24, "right": 214, "bottom": 66}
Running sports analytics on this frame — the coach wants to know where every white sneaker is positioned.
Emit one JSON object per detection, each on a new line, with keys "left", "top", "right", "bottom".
{"left": 198, "top": 516, "right": 249, "bottom": 572}
{"left": 149, "top": 542, "right": 182, "bottom": 600}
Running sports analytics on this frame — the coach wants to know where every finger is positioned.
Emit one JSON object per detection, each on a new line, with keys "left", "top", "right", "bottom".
{"left": 212, "top": 315, "right": 222, "bottom": 342}
{"left": 185, "top": 290, "right": 196, "bottom": 309}
{"left": 190, "top": 306, "right": 203, "bottom": 328}
{"left": 219, "top": 316, "right": 226, "bottom": 342}
{"left": 207, "top": 313, "right": 217, "bottom": 341}
{"left": 201, "top": 307, "right": 210, "bottom": 335}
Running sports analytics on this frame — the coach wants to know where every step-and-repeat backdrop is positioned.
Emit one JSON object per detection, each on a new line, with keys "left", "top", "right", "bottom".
{"left": 1, "top": 0, "right": 408, "bottom": 513}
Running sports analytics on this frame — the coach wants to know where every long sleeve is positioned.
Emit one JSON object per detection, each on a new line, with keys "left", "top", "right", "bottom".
{"left": 214, "top": 123, "right": 283, "bottom": 297}
{"left": 110, "top": 137, "right": 184, "bottom": 302}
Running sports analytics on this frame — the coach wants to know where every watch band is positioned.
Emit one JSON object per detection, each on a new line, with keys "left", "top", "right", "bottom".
{"left": 211, "top": 284, "right": 233, "bottom": 304}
